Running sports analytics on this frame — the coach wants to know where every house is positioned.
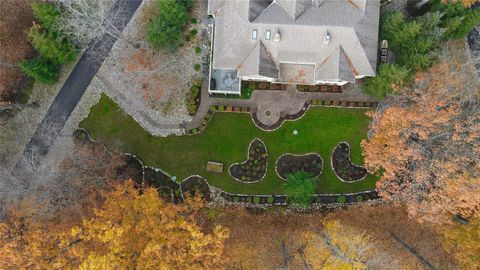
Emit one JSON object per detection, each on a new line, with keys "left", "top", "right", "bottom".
{"left": 207, "top": 0, "right": 380, "bottom": 95}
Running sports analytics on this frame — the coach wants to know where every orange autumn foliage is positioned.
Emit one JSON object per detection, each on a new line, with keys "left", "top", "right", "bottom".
{"left": 362, "top": 44, "right": 480, "bottom": 224}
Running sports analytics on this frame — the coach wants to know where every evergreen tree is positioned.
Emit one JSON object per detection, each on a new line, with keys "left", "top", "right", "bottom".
{"left": 31, "top": 2, "right": 60, "bottom": 32}
{"left": 147, "top": 0, "right": 188, "bottom": 51}
{"left": 28, "top": 25, "right": 77, "bottom": 65}
{"left": 19, "top": 58, "right": 60, "bottom": 85}
{"left": 432, "top": 0, "right": 480, "bottom": 40}
{"left": 362, "top": 64, "right": 411, "bottom": 99}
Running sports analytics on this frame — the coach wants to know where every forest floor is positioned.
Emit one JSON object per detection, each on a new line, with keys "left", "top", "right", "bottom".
{"left": 80, "top": 94, "right": 378, "bottom": 195}
{"left": 215, "top": 204, "right": 457, "bottom": 270}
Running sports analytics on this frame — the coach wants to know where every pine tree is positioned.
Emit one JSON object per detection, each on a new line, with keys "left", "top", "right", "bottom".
{"left": 19, "top": 58, "right": 60, "bottom": 85}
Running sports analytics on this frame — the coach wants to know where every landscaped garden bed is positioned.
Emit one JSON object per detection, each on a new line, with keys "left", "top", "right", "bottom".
{"left": 81, "top": 94, "right": 378, "bottom": 195}
{"left": 308, "top": 99, "right": 376, "bottom": 108}
{"left": 144, "top": 167, "right": 182, "bottom": 203}
{"left": 297, "top": 84, "right": 342, "bottom": 93}
{"left": 332, "top": 142, "right": 368, "bottom": 182}
{"left": 275, "top": 153, "right": 323, "bottom": 180}
{"left": 219, "top": 190, "right": 379, "bottom": 206}
{"left": 229, "top": 139, "right": 268, "bottom": 183}
{"left": 180, "top": 176, "right": 211, "bottom": 201}
{"left": 186, "top": 79, "right": 202, "bottom": 116}
{"left": 242, "top": 80, "right": 288, "bottom": 91}
{"left": 116, "top": 154, "right": 144, "bottom": 183}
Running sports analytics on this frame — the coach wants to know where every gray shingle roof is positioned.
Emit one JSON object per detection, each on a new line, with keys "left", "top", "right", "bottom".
{"left": 238, "top": 42, "right": 279, "bottom": 79}
{"left": 315, "top": 46, "right": 356, "bottom": 83}
{"left": 209, "top": 0, "right": 380, "bottom": 84}
{"left": 248, "top": 0, "right": 273, "bottom": 22}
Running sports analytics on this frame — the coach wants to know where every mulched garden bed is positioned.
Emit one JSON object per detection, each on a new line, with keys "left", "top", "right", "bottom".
{"left": 276, "top": 153, "right": 323, "bottom": 180}
{"left": 219, "top": 190, "right": 379, "bottom": 206}
{"left": 116, "top": 154, "right": 144, "bottom": 183}
{"left": 186, "top": 80, "right": 201, "bottom": 116}
{"left": 297, "top": 84, "right": 343, "bottom": 93}
{"left": 180, "top": 176, "right": 211, "bottom": 201}
{"left": 144, "top": 167, "right": 182, "bottom": 203}
{"left": 242, "top": 80, "right": 288, "bottom": 91}
{"left": 229, "top": 138, "right": 268, "bottom": 182}
{"left": 331, "top": 142, "right": 368, "bottom": 182}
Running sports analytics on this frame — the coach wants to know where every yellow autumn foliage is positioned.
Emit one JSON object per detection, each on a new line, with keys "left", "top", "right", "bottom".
{"left": 0, "top": 180, "right": 229, "bottom": 269}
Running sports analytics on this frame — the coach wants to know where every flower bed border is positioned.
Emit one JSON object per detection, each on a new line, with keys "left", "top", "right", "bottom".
{"left": 331, "top": 141, "right": 368, "bottom": 183}
{"left": 228, "top": 138, "right": 268, "bottom": 184}
{"left": 218, "top": 189, "right": 380, "bottom": 207}
{"left": 274, "top": 152, "right": 324, "bottom": 180}
{"left": 297, "top": 84, "right": 343, "bottom": 93}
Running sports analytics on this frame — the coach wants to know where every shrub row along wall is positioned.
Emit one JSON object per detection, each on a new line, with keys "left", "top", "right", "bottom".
{"left": 242, "top": 81, "right": 288, "bottom": 91}
{"left": 297, "top": 84, "right": 343, "bottom": 93}
{"left": 219, "top": 190, "right": 379, "bottom": 206}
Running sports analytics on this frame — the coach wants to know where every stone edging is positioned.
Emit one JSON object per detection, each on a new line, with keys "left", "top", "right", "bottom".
{"left": 250, "top": 102, "right": 310, "bottom": 132}
{"left": 330, "top": 141, "right": 368, "bottom": 183}
{"left": 274, "top": 152, "right": 324, "bottom": 180}
{"left": 187, "top": 107, "right": 253, "bottom": 136}
{"left": 228, "top": 138, "right": 268, "bottom": 184}
{"left": 75, "top": 128, "right": 378, "bottom": 207}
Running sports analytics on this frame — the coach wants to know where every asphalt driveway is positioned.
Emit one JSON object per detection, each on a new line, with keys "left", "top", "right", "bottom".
{"left": 15, "top": 0, "right": 142, "bottom": 170}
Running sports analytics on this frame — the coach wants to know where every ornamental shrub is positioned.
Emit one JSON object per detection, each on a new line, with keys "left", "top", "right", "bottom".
{"left": 267, "top": 196, "right": 274, "bottom": 204}
{"left": 283, "top": 172, "right": 317, "bottom": 208}
{"left": 337, "top": 195, "right": 346, "bottom": 204}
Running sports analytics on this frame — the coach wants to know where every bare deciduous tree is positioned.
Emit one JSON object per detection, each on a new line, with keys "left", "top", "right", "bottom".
{"left": 0, "top": 127, "right": 125, "bottom": 220}
{"left": 56, "top": 0, "right": 125, "bottom": 48}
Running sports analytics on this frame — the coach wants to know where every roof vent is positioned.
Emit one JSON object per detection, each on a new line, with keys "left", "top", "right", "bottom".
{"left": 323, "top": 31, "right": 331, "bottom": 44}
{"left": 265, "top": 30, "right": 271, "bottom": 40}
{"left": 252, "top": 29, "right": 258, "bottom": 40}
{"left": 274, "top": 30, "right": 281, "bottom": 42}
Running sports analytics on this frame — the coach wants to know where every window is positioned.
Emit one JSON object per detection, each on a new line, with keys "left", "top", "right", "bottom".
{"left": 251, "top": 29, "right": 258, "bottom": 40}
{"left": 265, "top": 30, "right": 271, "bottom": 40}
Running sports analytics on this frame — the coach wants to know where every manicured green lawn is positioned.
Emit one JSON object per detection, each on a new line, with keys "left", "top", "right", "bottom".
{"left": 80, "top": 94, "right": 378, "bottom": 195}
